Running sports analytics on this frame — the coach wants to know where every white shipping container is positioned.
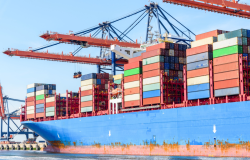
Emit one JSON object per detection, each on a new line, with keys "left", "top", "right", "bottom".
{"left": 81, "top": 79, "right": 96, "bottom": 87}
{"left": 109, "top": 74, "right": 113, "bottom": 80}
{"left": 124, "top": 81, "right": 140, "bottom": 89}
{"left": 27, "top": 106, "right": 34, "bottom": 111}
{"left": 169, "top": 49, "right": 174, "bottom": 56}
{"left": 81, "top": 85, "right": 93, "bottom": 91}
{"left": 60, "top": 93, "right": 70, "bottom": 97}
{"left": 27, "top": 110, "right": 34, "bottom": 114}
{"left": 36, "top": 90, "right": 56, "bottom": 96}
{"left": 187, "top": 75, "right": 209, "bottom": 86}
{"left": 46, "top": 97, "right": 55, "bottom": 103}
{"left": 27, "top": 83, "right": 44, "bottom": 89}
{"left": 27, "top": 92, "right": 36, "bottom": 98}
{"left": 143, "top": 76, "right": 160, "bottom": 86}
{"left": 124, "top": 93, "right": 140, "bottom": 102}
{"left": 105, "top": 84, "right": 108, "bottom": 89}
{"left": 191, "top": 37, "right": 217, "bottom": 48}
{"left": 213, "top": 37, "right": 242, "bottom": 50}
{"left": 113, "top": 74, "right": 124, "bottom": 80}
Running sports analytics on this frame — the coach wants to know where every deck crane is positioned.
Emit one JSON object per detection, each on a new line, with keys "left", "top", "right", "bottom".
{"left": 162, "top": 0, "right": 250, "bottom": 19}
{"left": 0, "top": 85, "right": 36, "bottom": 141}
{"left": 3, "top": 2, "right": 195, "bottom": 76}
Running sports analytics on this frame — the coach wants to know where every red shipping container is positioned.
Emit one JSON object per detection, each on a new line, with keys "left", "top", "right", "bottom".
{"left": 81, "top": 101, "right": 92, "bottom": 107}
{"left": 27, "top": 101, "right": 34, "bottom": 106}
{"left": 103, "top": 73, "right": 109, "bottom": 79}
{"left": 179, "top": 51, "right": 184, "bottom": 57}
{"left": 143, "top": 97, "right": 160, "bottom": 105}
{"left": 143, "top": 69, "right": 161, "bottom": 79}
{"left": 101, "top": 79, "right": 105, "bottom": 84}
{"left": 169, "top": 70, "right": 174, "bottom": 77}
{"left": 124, "top": 61, "right": 142, "bottom": 70}
{"left": 183, "top": 50, "right": 186, "bottom": 58}
{"left": 248, "top": 38, "right": 250, "bottom": 46}
{"left": 96, "top": 73, "right": 101, "bottom": 79}
{"left": 187, "top": 68, "right": 209, "bottom": 78}
{"left": 214, "top": 70, "right": 239, "bottom": 82}
{"left": 146, "top": 42, "right": 170, "bottom": 52}
{"left": 213, "top": 54, "right": 238, "bottom": 66}
{"left": 27, "top": 114, "right": 34, "bottom": 119}
{"left": 214, "top": 78, "right": 239, "bottom": 90}
{"left": 81, "top": 90, "right": 92, "bottom": 96}
{"left": 142, "top": 49, "right": 165, "bottom": 59}
{"left": 46, "top": 102, "right": 54, "bottom": 108}
{"left": 36, "top": 99, "right": 44, "bottom": 104}
{"left": 105, "top": 79, "right": 109, "bottom": 84}
{"left": 124, "top": 75, "right": 140, "bottom": 83}
{"left": 243, "top": 45, "right": 248, "bottom": 53}
{"left": 173, "top": 70, "right": 178, "bottom": 77}
{"left": 124, "top": 100, "right": 140, "bottom": 108}
{"left": 143, "top": 62, "right": 164, "bottom": 72}
{"left": 129, "top": 56, "right": 142, "bottom": 63}
{"left": 27, "top": 96, "right": 35, "bottom": 102}
{"left": 124, "top": 87, "right": 140, "bottom": 95}
{"left": 174, "top": 43, "right": 179, "bottom": 50}
{"left": 36, "top": 113, "right": 44, "bottom": 118}
{"left": 214, "top": 62, "right": 239, "bottom": 74}
{"left": 186, "top": 44, "right": 212, "bottom": 56}
{"left": 174, "top": 50, "right": 179, "bottom": 57}
{"left": 174, "top": 63, "right": 179, "bottom": 70}
{"left": 195, "top": 30, "right": 222, "bottom": 41}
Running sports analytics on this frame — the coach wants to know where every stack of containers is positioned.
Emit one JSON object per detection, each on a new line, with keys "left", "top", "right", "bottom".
{"left": 213, "top": 29, "right": 247, "bottom": 97}
{"left": 113, "top": 74, "right": 123, "bottom": 85}
{"left": 45, "top": 96, "right": 56, "bottom": 117}
{"left": 124, "top": 60, "right": 142, "bottom": 107}
{"left": 36, "top": 84, "right": 56, "bottom": 118}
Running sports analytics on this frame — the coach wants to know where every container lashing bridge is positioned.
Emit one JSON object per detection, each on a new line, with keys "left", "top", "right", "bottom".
{"left": 3, "top": 2, "right": 194, "bottom": 76}
{"left": 0, "top": 85, "right": 38, "bottom": 142}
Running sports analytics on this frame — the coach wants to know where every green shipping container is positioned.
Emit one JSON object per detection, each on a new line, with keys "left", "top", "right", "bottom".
{"left": 114, "top": 79, "right": 122, "bottom": 84}
{"left": 218, "top": 29, "right": 247, "bottom": 41}
{"left": 36, "top": 94, "right": 44, "bottom": 101}
{"left": 81, "top": 106, "right": 93, "bottom": 112}
{"left": 143, "top": 83, "right": 160, "bottom": 92}
{"left": 143, "top": 56, "right": 164, "bottom": 65}
{"left": 46, "top": 112, "right": 55, "bottom": 117}
{"left": 242, "top": 37, "right": 247, "bottom": 45}
{"left": 81, "top": 95, "right": 93, "bottom": 102}
{"left": 124, "top": 68, "right": 142, "bottom": 77}
{"left": 213, "top": 45, "right": 243, "bottom": 58}
{"left": 46, "top": 107, "right": 55, "bottom": 112}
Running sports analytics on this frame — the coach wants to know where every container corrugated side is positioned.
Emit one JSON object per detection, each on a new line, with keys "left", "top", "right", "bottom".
{"left": 142, "top": 56, "right": 164, "bottom": 65}
{"left": 36, "top": 103, "right": 44, "bottom": 108}
{"left": 143, "top": 90, "right": 160, "bottom": 99}
{"left": 36, "top": 108, "right": 44, "bottom": 113}
{"left": 213, "top": 37, "right": 242, "bottom": 50}
{"left": 143, "top": 48, "right": 165, "bottom": 59}
{"left": 27, "top": 83, "right": 44, "bottom": 89}
{"left": 213, "top": 62, "right": 239, "bottom": 74}
{"left": 81, "top": 101, "right": 92, "bottom": 108}
{"left": 213, "top": 45, "right": 243, "bottom": 58}
{"left": 124, "top": 81, "right": 140, "bottom": 89}
{"left": 143, "top": 69, "right": 161, "bottom": 79}
{"left": 27, "top": 101, "right": 34, "bottom": 107}
{"left": 214, "top": 70, "right": 239, "bottom": 81}
{"left": 114, "top": 79, "right": 122, "bottom": 84}
{"left": 124, "top": 61, "right": 142, "bottom": 70}
{"left": 81, "top": 95, "right": 93, "bottom": 102}
{"left": 124, "top": 68, "right": 142, "bottom": 77}
{"left": 81, "top": 106, "right": 92, "bottom": 112}
{"left": 27, "top": 106, "right": 34, "bottom": 111}
{"left": 187, "top": 83, "right": 209, "bottom": 93}
{"left": 113, "top": 74, "right": 124, "bottom": 80}
{"left": 215, "top": 87, "right": 240, "bottom": 97}
{"left": 186, "top": 44, "right": 212, "bottom": 56}
{"left": 143, "top": 62, "right": 164, "bottom": 72}
{"left": 81, "top": 85, "right": 93, "bottom": 91}
{"left": 81, "top": 79, "right": 97, "bottom": 87}
{"left": 191, "top": 37, "right": 217, "bottom": 48}
{"left": 143, "top": 76, "right": 160, "bottom": 86}
{"left": 143, "top": 83, "right": 160, "bottom": 92}
{"left": 214, "top": 78, "right": 239, "bottom": 90}
{"left": 195, "top": 30, "right": 222, "bottom": 41}
{"left": 27, "top": 110, "right": 34, "bottom": 114}
{"left": 27, "top": 87, "right": 36, "bottom": 93}
{"left": 81, "top": 73, "right": 96, "bottom": 81}
{"left": 187, "top": 68, "right": 209, "bottom": 79}
{"left": 187, "top": 52, "right": 212, "bottom": 64}
{"left": 187, "top": 60, "right": 209, "bottom": 71}
{"left": 27, "top": 92, "right": 36, "bottom": 98}
{"left": 129, "top": 56, "right": 142, "bottom": 63}
{"left": 46, "top": 102, "right": 54, "bottom": 108}
{"left": 36, "top": 94, "right": 44, "bottom": 101}
{"left": 187, "top": 75, "right": 209, "bottom": 86}
{"left": 26, "top": 114, "right": 34, "bottom": 119}
{"left": 124, "top": 75, "right": 140, "bottom": 83}
{"left": 124, "top": 94, "right": 140, "bottom": 102}
{"left": 213, "top": 54, "right": 238, "bottom": 66}
{"left": 46, "top": 107, "right": 55, "bottom": 112}
{"left": 46, "top": 112, "right": 54, "bottom": 117}
{"left": 218, "top": 29, "right": 247, "bottom": 41}
{"left": 124, "top": 87, "right": 140, "bottom": 95}
{"left": 188, "top": 90, "right": 210, "bottom": 100}
{"left": 143, "top": 97, "right": 160, "bottom": 105}
{"left": 46, "top": 97, "right": 55, "bottom": 103}
{"left": 124, "top": 100, "right": 140, "bottom": 107}
{"left": 36, "top": 90, "right": 55, "bottom": 96}
{"left": 36, "top": 113, "right": 44, "bottom": 118}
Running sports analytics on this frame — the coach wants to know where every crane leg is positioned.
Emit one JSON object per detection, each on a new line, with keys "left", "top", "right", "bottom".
{"left": 111, "top": 52, "right": 116, "bottom": 75}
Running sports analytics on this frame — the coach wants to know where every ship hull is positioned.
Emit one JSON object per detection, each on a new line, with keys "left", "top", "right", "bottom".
{"left": 22, "top": 101, "right": 250, "bottom": 157}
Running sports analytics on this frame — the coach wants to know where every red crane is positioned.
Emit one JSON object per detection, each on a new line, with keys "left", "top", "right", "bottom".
{"left": 163, "top": 0, "right": 250, "bottom": 19}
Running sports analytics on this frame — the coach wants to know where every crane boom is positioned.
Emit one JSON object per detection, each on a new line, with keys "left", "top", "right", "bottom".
{"left": 163, "top": 0, "right": 250, "bottom": 19}
{"left": 40, "top": 33, "right": 141, "bottom": 48}
{"left": 3, "top": 50, "right": 128, "bottom": 65}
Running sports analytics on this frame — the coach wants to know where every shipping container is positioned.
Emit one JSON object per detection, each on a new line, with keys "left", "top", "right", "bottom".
{"left": 124, "top": 68, "right": 142, "bottom": 77}
{"left": 46, "top": 97, "right": 55, "bottom": 103}
{"left": 27, "top": 83, "right": 44, "bottom": 89}
{"left": 113, "top": 74, "right": 124, "bottom": 80}
{"left": 36, "top": 113, "right": 44, "bottom": 118}
{"left": 191, "top": 37, "right": 217, "bottom": 48}
{"left": 27, "top": 106, "right": 34, "bottom": 111}
{"left": 143, "top": 90, "right": 160, "bottom": 99}
{"left": 143, "top": 56, "right": 164, "bottom": 65}
{"left": 214, "top": 70, "right": 239, "bottom": 82}
{"left": 114, "top": 79, "right": 121, "bottom": 84}
{"left": 124, "top": 74, "right": 140, "bottom": 83}
{"left": 143, "top": 62, "right": 164, "bottom": 72}
{"left": 146, "top": 42, "right": 169, "bottom": 52}
{"left": 187, "top": 52, "right": 212, "bottom": 64}
{"left": 36, "top": 90, "right": 55, "bottom": 96}
{"left": 187, "top": 83, "right": 210, "bottom": 93}
{"left": 27, "top": 101, "right": 34, "bottom": 106}
{"left": 81, "top": 106, "right": 93, "bottom": 112}
{"left": 81, "top": 101, "right": 92, "bottom": 108}
{"left": 36, "top": 84, "right": 56, "bottom": 91}
{"left": 243, "top": 37, "right": 248, "bottom": 46}
{"left": 143, "top": 83, "right": 160, "bottom": 92}
{"left": 142, "top": 48, "right": 165, "bottom": 59}
{"left": 187, "top": 75, "right": 209, "bottom": 86}
{"left": 213, "top": 62, "right": 239, "bottom": 74}
{"left": 81, "top": 85, "right": 93, "bottom": 91}
{"left": 213, "top": 45, "right": 242, "bottom": 58}
{"left": 218, "top": 29, "right": 247, "bottom": 41}
{"left": 143, "top": 69, "right": 161, "bottom": 79}
{"left": 124, "top": 81, "right": 140, "bottom": 89}
{"left": 27, "top": 92, "right": 36, "bottom": 98}
{"left": 169, "top": 50, "right": 174, "bottom": 56}
{"left": 124, "top": 87, "right": 140, "bottom": 95}
{"left": 186, "top": 44, "right": 212, "bottom": 56}
{"left": 124, "top": 94, "right": 140, "bottom": 102}
{"left": 36, "top": 99, "right": 44, "bottom": 105}
{"left": 143, "top": 76, "right": 160, "bottom": 86}
{"left": 26, "top": 114, "right": 34, "bottom": 119}
{"left": 46, "top": 112, "right": 55, "bottom": 117}
{"left": 81, "top": 95, "right": 93, "bottom": 102}
{"left": 27, "top": 110, "right": 34, "bottom": 115}
{"left": 27, "top": 87, "right": 36, "bottom": 93}
{"left": 214, "top": 78, "right": 239, "bottom": 90}
{"left": 46, "top": 102, "right": 54, "bottom": 108}
{"left": 188, "top": 90, "right": 210, "bottom": 100}
{"left": 81, "top": 73, "right": 96, "bottom": 81}
{"left": 124, "top": 100, "right": 140, "bottom": 107}
{"left": 213, "top": 54, "right": 238, "bottom": 66}
{"left": 26, "top": 96, "right": 35, "bottom": 102}
{"left": 36, "top": 108, "right": 44, "bottom": 113}
{"left": 36, "top": 103, "right": 44, "bottom": 109}
{"left": 196, "top": 30, "right": 223, "bottom": 41}
{"left": 215, "top": 87, "right": 240, "bottom": 97}
{"left": 81, "top": 79, "right": 97, "bottom": 87}
{"left": 187, "top": 60, "right": 209, "bottom": 71}
{"left": 46, "top": 107, "right": 55, "bottom": 112}
{"left": 124, "top": 61, "right": 142, "bottom": 70}
{"left": 36, "top": 94, "right": 44, "bottom": 101}
{"left": 143, "top": 97, "right": 160, "bottom": 105}
{"left": 129, "top": 56, "right": 142, "bottom": 63}
{"left": 213, "top": 37, "right": 242, "bottom": 50}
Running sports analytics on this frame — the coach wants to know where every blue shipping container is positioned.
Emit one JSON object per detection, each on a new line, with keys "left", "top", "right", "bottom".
{"left": 169, "top": 43, "right": 174, "bottom": 49}
{"left": 215, "top": 87, "right": 239, "bottom": 97}
{"left": 243, "top": 53, "right": 248, "bottom": 59}
{"left": 188, "top": 90, "right": 210, "bottom": 100}
{"left": 174, "top": 57, "right": 179, "bottom": 63}
{"left": 187, "top": 52, "right": 213, "bottom": 64}
{"left": 187, "top": 60, "right": 209, "bottom": 71}
{"left": 164, "top": 63, "right": 170, "bottom": 70}
{"left": 178, "top": 44, "right": 183, "bottom": 51}
{"left": 169, "top": 57, "right": 175, "bottom": 63}
{"left": 170, "top": 63, "right": 175, "bottom": 70}
{"left": 96, "top": 79, "right": 101, "bottom": 85}
{"left": 179, "top": 64, "right": 183, "bottom": 71}
{"left": 187, "top": 83, "right": 210, "bottom": 93}
{"left": 165, "top": 56, "right": 169, "bottom": 63}
{"left": 36, "top": 108, "right": 44, "bottom": 113}
{"left": 183, "top": 45, "right": 187, "bottom": 50}
{"left": 81, "top": 73, "right": 96, "bottom": 81}
{"left": 247, "top": 30, "right": 250, "bottom": 38}
{"left": 36, "top": 103, "right": 44, "bottom": 109}
{"left": 143, "top": 90, "right": 160, "bottom": 99}
{"left": 27, "top": 87, "right": 36, "bottom": 93}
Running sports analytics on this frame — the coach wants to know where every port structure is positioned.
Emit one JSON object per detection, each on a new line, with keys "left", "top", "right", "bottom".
{"left": 3, "top": 2, "right": 194, "bottom": 76}
{"left": 0, "top": 85, "right": 37, "bottom": 141}
{"left": 162, "top": 0, "right": 250, "bottom": 19}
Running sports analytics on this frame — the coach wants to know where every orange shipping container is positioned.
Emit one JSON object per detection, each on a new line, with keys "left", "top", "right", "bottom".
{"left": 196, "top": 30, "right": 222, "bottom": 41}
{"left": 214, "top": 70, "right": 239, "bottom": 82}
{"left": 214, "top": 78, "right": 239, "bottom": 90}
{"left": 27, "top": 96, "right": 35, "bottom": 102}
{"left": 124, "top": 61, "right": 142, "bottom": 70}
{"left": 143, "top": 97, "right": 160, "bottom": 105}
{"left": 186, "top": 44, "right": 212, "bottom": 56}
{"left": 81, "top": 101, "right": 92, "bottom": 108}
{"left": 143, "top": 62, "right": 164, "bottom": 72}
{"left": 129, "top": 56, "right": 142, "bottom": 63}
{"left": 81, "top": 90, "right": 92, "bottom": 97}
{"left": 142, "top": 49, "right": 165, "bottom": 59}
{"left": 124, "top": 100, "right": 140, "bottom": 108}
{"left": 27, "top": 114, "right": 34, "bottom": 119}
{"left": 36, "top": 113, "right": 44, "bottom": 118}
{"left": 214, "top": 62, "right": 239, "bottom": 74}
{"left": 213, "top": 54, "right": 238, "bottom": 66}
{"left": 146, "top": 42, "right": 167, "bottom": 52}
{"left": 27, "top": 101, "right": 34, "bottom": 107}
{"left": 187, "top": 68, "right": 209, "bottom": 79}
{"left": 143, "top": 69, "right": 161, "bottom": 79}
{"left": 46, "top": 102, "right": 54, "bottom": 108}
{"left": 124, "top": 75, "right": 140, "bottom": 83}
{"left": 36, "top": 99, "right": 44, "bottom": 104}
{"left": 124, "top": 87, "right": 140, "bottom": 95}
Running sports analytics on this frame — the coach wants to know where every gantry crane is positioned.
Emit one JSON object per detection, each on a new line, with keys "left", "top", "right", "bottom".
{"left": 163, "top": 0, "right": 250, "bottom": 19}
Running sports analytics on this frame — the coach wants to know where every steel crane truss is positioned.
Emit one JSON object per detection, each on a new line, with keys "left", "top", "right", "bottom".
{"left": 163, "top": 0, "right": 250, "bottom": 19}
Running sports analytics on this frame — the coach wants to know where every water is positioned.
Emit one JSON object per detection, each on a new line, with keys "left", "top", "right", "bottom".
{"left": 0, "top": 151, "right": 249, "bottom": 160}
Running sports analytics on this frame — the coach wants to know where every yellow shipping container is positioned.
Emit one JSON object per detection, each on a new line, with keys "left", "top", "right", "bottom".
{"left": 187, "top": 75, "right": 209, "bottom": 86}
{"left": 113, "top": 74, "right": 124, "bottom": 80}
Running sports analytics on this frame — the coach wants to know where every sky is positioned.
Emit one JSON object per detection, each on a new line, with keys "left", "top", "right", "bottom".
{"left": 0, "top": 0, "right": 250, "bottom": 141}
